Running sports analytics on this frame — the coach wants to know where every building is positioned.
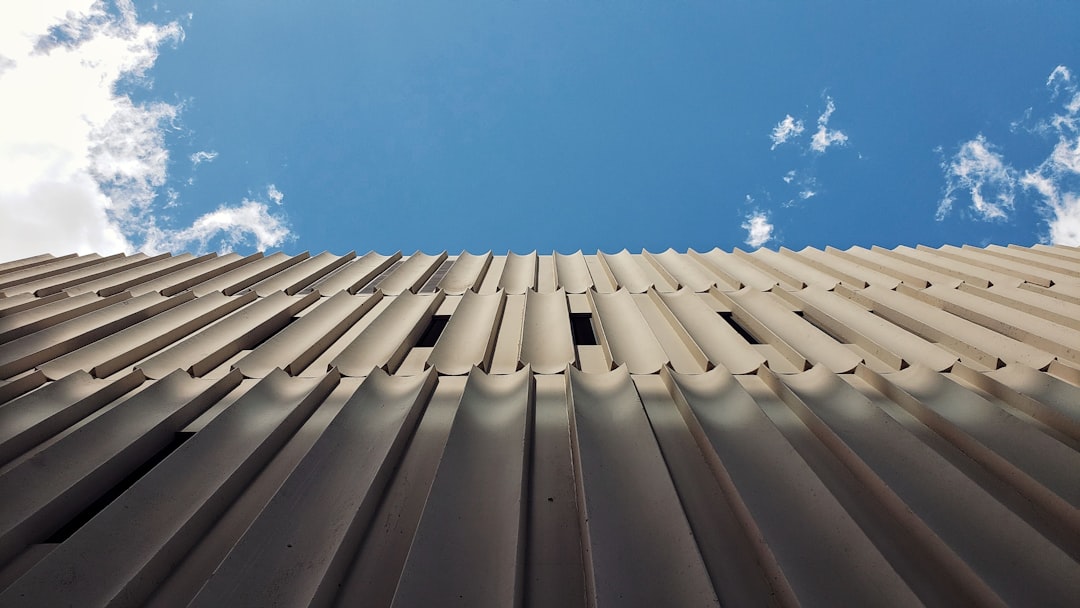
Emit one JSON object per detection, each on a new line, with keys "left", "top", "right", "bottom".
{"left": 0, "top": 243, "right": 1078, "bottom": 607}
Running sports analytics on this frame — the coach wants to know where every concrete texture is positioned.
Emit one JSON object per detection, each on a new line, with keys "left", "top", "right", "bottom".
{"left": 0, "top": 243, "right": 1078, "bottom": 607}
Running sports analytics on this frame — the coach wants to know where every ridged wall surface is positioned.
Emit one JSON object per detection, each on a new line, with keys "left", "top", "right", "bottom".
{"left": 0, "top": 243, "right": 1078, "bottom": 607}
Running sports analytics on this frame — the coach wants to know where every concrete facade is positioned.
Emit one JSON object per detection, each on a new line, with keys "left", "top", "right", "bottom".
{"left": 0, "top": 243, "right": 1078, "bottom": 606}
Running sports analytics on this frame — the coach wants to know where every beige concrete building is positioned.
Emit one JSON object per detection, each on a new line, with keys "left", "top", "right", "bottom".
{"left": 0, "top": 243, "right": 1078, "bottom": 606}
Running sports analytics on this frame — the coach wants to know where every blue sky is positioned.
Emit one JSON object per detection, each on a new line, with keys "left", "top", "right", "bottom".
{"left": 2, "top": 1, "right": 1079, "bottom": 260}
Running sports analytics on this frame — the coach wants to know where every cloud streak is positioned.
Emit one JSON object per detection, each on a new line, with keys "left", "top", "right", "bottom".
{"left": 0, "top": 1, "right": 293, "bottom": 262}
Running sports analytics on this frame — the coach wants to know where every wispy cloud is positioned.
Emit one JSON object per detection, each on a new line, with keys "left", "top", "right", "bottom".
{"left": 741, "top": 211, "right": 774, "bottom": 248}
{"left": 782, "top": 170, "right": 796, "bottom": 184}
{"left": 770, "top": 115, "right": 804, "bottom": 150}
{"left": 1022, "top": 65, "right": 1080, "bottom": 245}
{"left": 0, "top": 1, "right": 294, "bottom": 261}
{"left": 1020, "top": 172, "right": 1080, "bottom": 246}
{"left": 769, "top": 96, "right": 850, "bottom": 154}
{"left": 937, "top": 134, "right": 1016, "bottom": 221}
{"left": 810, "top": 97, "right": 849, "bottom": 153}
{"left": 1047, "top": 65, "right": 1071, "bottom": 92}
{"left": 190, "top": 150, "right": 218, "bottom": 166}
{"left": 267, "top": 183, "right": 284, "bottom": 206}
{"left": 144, "top": 191, "right": 291, "bottom": 254}
{"left": 939, "top": 65, "right": 1080, "bottom": 245}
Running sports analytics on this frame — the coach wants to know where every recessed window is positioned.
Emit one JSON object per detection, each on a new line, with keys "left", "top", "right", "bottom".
{"left": 357, "top": 259, "right": 404, "bottom": 294}
{"left": 47, "top": 431, "right": 194, "bottom": 543}
{"left": 570, "top": 313, "right": 598, "bottom": 346}
{"left": 416, "top": 314, "right": 450, "bottom": 347}
{"left": 719, "top": 312, "right": 761, "bottom": 344}
{"left": 420, "top": 259, "right": 454, "bottom": 293}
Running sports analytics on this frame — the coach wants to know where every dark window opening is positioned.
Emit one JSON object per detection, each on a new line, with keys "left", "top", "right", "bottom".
{"left": 357, "top": 259, "right": 404, "bottom": 294}
{"left": 46, "top": 431, "right": 194, "bottom": 543}
{"left": 416, "top": 315, "right": 451, "bottom": 348}
{"left": 420, "top": 260, "right": 454, "bottom": 293}
{"left": 243, "top": 314, "right": 298, "bottom": 353}
{"left": 719, "top": 312, "right": 761, "bottom": 344}
{"left": 570, "top": 313, "right": 598, "bottom": 346}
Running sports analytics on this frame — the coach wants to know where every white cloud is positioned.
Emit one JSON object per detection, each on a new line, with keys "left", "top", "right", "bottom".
{"left": 741, "top": 211, "right": 774, "bottom": 248}
{"left": 780, "top": 171, "right": 818, "bottom": 203}
{"left": 771, "top": 96, "right": 849, "bottom": 154}
{"left": 1047, "top": 193, "right": 1080, "bottom": 245}
{"left": 770, "top": 115, "right": 804, "bottom": 149}
{"left": 1051, "top": 136, "right": 1080, "bottom": 174}
{"left": 190, "top": 150, "right": 218, "bottom": 166}
{"left": 267, "top": 183, "right": 284, "bottom": 205}
{"left": 0, "top": 1, "right": 293, "bottom": 262}
{"left": 1047, "top": 65, "right": 1071, "bottom": 91}
{"left": 1020, "top": 67, "right": 1080, "bottom": 245}
{"left": 144, "top": 198, "right": 291, "bottom": 254}
{"left": 940, "top": 66, "right": 1080, "bottom": 245}
{"left": 810, "top": 97, "right": 849, "bottom": 153}
{"left": 1019, "top": 172, "right": 1080, "bottom": 245}
{"left": 937, "top": 134, "right": 1016, "bottom": 221}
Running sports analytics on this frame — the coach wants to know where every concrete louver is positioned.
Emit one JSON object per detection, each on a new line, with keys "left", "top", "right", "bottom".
{"left": 0, "top": 244, "right": 1078, "bottom": 607}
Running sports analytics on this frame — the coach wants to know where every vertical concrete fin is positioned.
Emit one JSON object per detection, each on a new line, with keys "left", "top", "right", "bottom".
{"left": 649, "top": 248, "right": 716, "bottom": 292}
{"left": 667, "top": 367, "right": 921, "bottom": 606}
{"left": 0, "top": 291, "right": 191, "bottom": 379}
{"left": 307, "top": 251, "right": 400, "bottom": 295}
{"left": 554, "top": 251, "right": 594, "bottom": 294}
{"left": 249, "top": 251, "right": 357, "bottom": 296}
{"left": 633, "top": 290, "right": 708, "bottom": 373}
{"left": 0, "top": 369, "right": 144, "bottom": 467}
{"left": 391, "top": 367, "right": 533, "bottom": 608}
{"left": 189, "top": 369, "right": 435, "bottom": 608}
{"left": 0, "top": 368, "right": 242, "bottom": 567}
{"left": 135, "top": 291, "right": 319, "bottom": 379}
{"left": 659, "top": 289, "right": 766, "bottom": 373}
{"left": 0, "top": 370, "right": 336, "bottom": 608}
{"left": 589, "top": 289, "right": 668, "bottom": 374}
{"left": 520, "top": 289, "right": 575, "bottom": 374}
{"left": 38, "top": 291, "right": 254, "bottom": 380}
{"left": 377, "top": 252, "right": 448, "bottom": 296}
{"left": 429, "top": 290, "right": 504, "bottom": 375}
{"left": 331, "top": 291, "right": 445, "bottom": 376}
{"left": 599, "top": 250, "right": 653, "bottom": 293}
{"left": 234, "top": 291, "right": 383, "bottom": 378}
{"left": 500, "top": 251, "right": 538, "bottom": 295}
{"left": 439, "top": 251, "right": 493, "bottom": 294}
{"left": 566, "top": 366, "right": 720, "bottom": 607}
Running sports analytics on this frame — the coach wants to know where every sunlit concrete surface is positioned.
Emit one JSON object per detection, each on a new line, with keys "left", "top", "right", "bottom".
{"left": 0, "top": 243, "right": 1079, "bottom": 606}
